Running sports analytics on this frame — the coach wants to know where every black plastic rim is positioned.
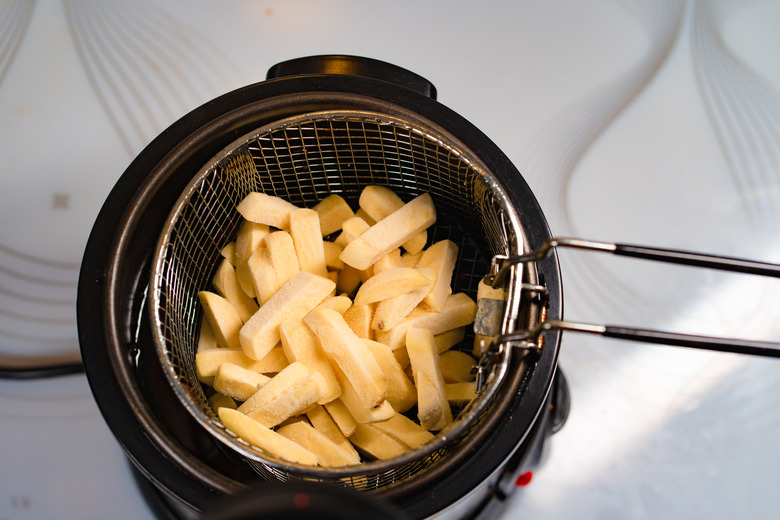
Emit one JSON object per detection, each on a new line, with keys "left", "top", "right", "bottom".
{"left": 77, "top": 57, "right": 563, "bottom": 518}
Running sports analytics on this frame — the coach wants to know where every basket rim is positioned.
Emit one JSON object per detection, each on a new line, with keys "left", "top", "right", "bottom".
{"left": 148, "top": 109, "right": 526, "bottom": 481}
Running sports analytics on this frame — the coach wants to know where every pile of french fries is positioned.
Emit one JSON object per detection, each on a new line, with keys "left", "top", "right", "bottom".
{"left": 195, "top": 186, "right": 478, "bottom": 467}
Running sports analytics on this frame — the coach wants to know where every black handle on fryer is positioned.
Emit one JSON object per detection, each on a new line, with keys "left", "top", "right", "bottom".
{"left": 613, "top": 242, "right": 780, "bottom": 277}
{"left": 266, "top": 55, "right": 438, "bottom": 99}
{"left": 489, "top": 238, "right": 780, "bottom": 358}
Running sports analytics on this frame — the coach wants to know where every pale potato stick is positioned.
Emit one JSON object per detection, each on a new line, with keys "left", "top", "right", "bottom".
{"left": 348, "top": 423, "right": 409, "bottom": 460}
{"left": 218, "top": 407, "right": 317, "bottom": 465}
{"left": 340, "top": 216, "right": 371, "bottom": 242}
{"left": 354, "top": 207, "right": 376, "bottom": 226}
{"left": 371, "top": 268, "right": 436, "bottom": 331}
{"left": 255, "top": 345, "right": 290, "bottom": 373}
{"left": 362, "top": 339, "right": 417, "bottom": 413}
{"left": 198, "top": 291, "right": 243, "bottom": 350}
{"left": 239, "top": 271, "right": 335, "bottom": 360}
{"left": 400, "top": 251, "right": 423, "bottom": 268}
{"left": 313, "top": 194, "right": 355, "bottom": 236}
{"left": 234, "top": 221, "right": 270, "bottom": 298}
{"left": 323, "top": 241, "right": 345, "bottom": 271}
{"left": 238, "top": 361, "right": 326, "bottom": 427}
{"left": 340, "top": 193, "right": 436, "bottom": 271}
{"left": 332, "top": 365, "right": 394, "bottom": 424}
{"left": 212, "top": 259, "right": 259, "bottom": 323}
{"left": 290, "top": 208, "right": 328, "bottom": 277}
{"left": 247, "top": 247, "right": 278, "bottom": 305}
{"left": 213, "top": 362, "right": 272, "bottom": 402}
{"left": 401, "top": 232, "right": 427, "bottom": 256}
{"left": 306, "top": 405, "right": 360, "bottom": 461}
{"left": 220, "top": 242, "right": 236, "bottom": 265}
{"left": 277, "top": 420, "right": 360, "bottom": 467}
{"left": 353, "top": 267, "right": 433, "bottom": 307}
{"left": 416, "top": 239, "right": 458, "bottom": 312}
{"left": 197, "top": 317, "right": 218, "bottom": 353}
{"left": 323, "top": 399, "right": 358, "bottom": 437}
{"left": 208, "top": 392, "right": 237, "bottom": 412}
{"left": 445, "top": 381, "right": 477, "bottom": 406}
{"left": 406, "top": 327, "right": 452, "bottom": 431}
{"left": 313, "top": 295, "right": 352, "bottom": 315}
{"left": 374, "top": 292, "right": 477, "bottom": 350}
{"left": 343, "top": 303, "right": 374, "bottom": 340}
{"left": 357, "top": 185, "right": 427, "bottom": 254}
{"left": 372, "top": 412, "right": 435, "bottom": 449}
{"left": 305, "top": 308, "right": 387, "bottom": 408}
{"left": 265, "top": 230, "right": 300, "bottom": 287}
{"left": 236, "top": 192, "right": 299, "bottom": 229}
{"left": 370, "top": 249, "right": 402, "bottom": 276}
{"left": 434, "top": 327, "right": 466, "bottom": 353}
{"left": 195, "top": 347, "right": 288, "bottom": 383}
{"left": 336, "top": 265, "right": 362, "bottom": 296}
{"left": 279, "top": 317, "right": 341, "bottom": 404}
{"left": 438, "top": 350, "right": 476, "bottom": 383}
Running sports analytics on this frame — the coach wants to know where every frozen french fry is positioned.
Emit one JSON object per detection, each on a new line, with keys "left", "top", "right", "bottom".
{"left": 372, "top": 412, "right": 435, "bottom": 449}
{"left": 195, "top": 347, "right": 288, "bottom": 383}
{"left": 239, "top": 271, "right": 335, "bottom": 360}
{"left": 305, "top": 308, "right": 387, "bottom": 409}
{"left": 220, "top": 242, "right": 236, "bottom": 265}
{"left": 354, "top": 207, "right": 376, "bottom": 226}
{"left": 434, "top": 327, "right": 466, "bottom": 353}
{"left": 362, "top": 339, "right": 417, "bottom": 413}
{"left": 212, "top": 259, "right": 259, "bottom": 323}
{"left": 343, "top": 303, "right": 374, "bottom": 340}
{"left": 445, "top": 381, "right": 477, "bottom": 406}
{"left": 279, "top": 317, "right": 341, "bottom": 404}
{"left": 374, "top": 292, "right": 477, "bottom": 351}
{"left": 323, "top": 241, "right": 345, "bottom": 271}
{"left": 198, "top": 291, "right": 243, "bottom": 350}
{"left": 236, "top": 192, "right": 299, "bottom": 229}
{"left": 332, "top": 365, "right": 394, "bottom": 424}
{"left": 290, "top": 208, "right": 328, "bottom": 278}
{"left": 358, "top": 185, "right": 427, "bottom": 254}
{"left": 323, "top": 399, "right": 358, "bottom": 437}
{"left": 340, "top": 216, "right": 371, "bottom": 243}
{"left": 313, "top": 295, "right": 352, "bottom": 315}
{"left": 208, "top": 392, "right": 237, "bottom": 412}
{"left": 340, "top": 193, "right": 436, "bottom": 271}
{"left": 416, "top": 239, "right": 458, "bottom": 312}
{"left": 197, "top": 317, "right": 218, "bottom": 353}
{"left": 439, "top": 350, "right": 476, "bottom": 383}
{"left": 313, "top": 194, "right": 354, "bottom": 236}
{"left": 247, "top": 247, "right": 278, "bottom": 305}
{"left": 238, "top": 361, "right": 326, "bottom": 428}
{"left": 234, "top": 221, "right": 270, "bottom": 298}
{"left": 400, "top": 251, "right": 423, "bottom": 268}
{"left": 371, "top": 268, "right": 436, "bottom": 331}
{"left": 306, "top": 405, "right": 360, "bottom": 461}
{"left": 406, "top": 327, "right": 452, "bottom": 431}
{"left": 266, "top": 230, "right": 300, "bottom": 287}
{"left": 218, "top": 407, "right": 317, "bottom": 465}
{"left": 349, "top": 423, "right": 409, "bottom": 460}
{"left": 213, "top": 362, "right": 271, "bottom": 402}
{"left": 336, "top": 265, "right": 362, "bottom": 296}
{"left": 370, "top": 249, "right": 402, "bottom": 276}
{"left": 277, "top": 420, "right": 360, "bottom": 467}
{"left": 353, "top": 267, "right": 433, "bottom": 307}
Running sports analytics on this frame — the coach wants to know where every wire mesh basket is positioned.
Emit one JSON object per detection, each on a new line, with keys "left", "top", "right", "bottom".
{"left": 150, "top": 110, "right": 529, "bottom": 491}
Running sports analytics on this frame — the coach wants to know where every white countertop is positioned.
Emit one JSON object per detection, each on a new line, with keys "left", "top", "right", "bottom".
{"left": 1, "top": 1, "right": 779, "bottom": 518}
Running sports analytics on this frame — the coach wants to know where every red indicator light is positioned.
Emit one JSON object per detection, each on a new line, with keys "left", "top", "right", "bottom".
{"left": 515, "top": 471, "right": 533, "bottom": 487}
{"left": 294, "top": 493, "right": 310, "bottom": 509}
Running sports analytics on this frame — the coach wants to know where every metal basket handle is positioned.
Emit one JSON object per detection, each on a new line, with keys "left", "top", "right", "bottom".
{"left": 485, "top": 237, "right": 780, "bottom": 358}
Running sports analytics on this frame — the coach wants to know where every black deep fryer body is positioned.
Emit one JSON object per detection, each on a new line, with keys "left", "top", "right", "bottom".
{"left": 77, "top": 56, "right": 568, "bottom": 519}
